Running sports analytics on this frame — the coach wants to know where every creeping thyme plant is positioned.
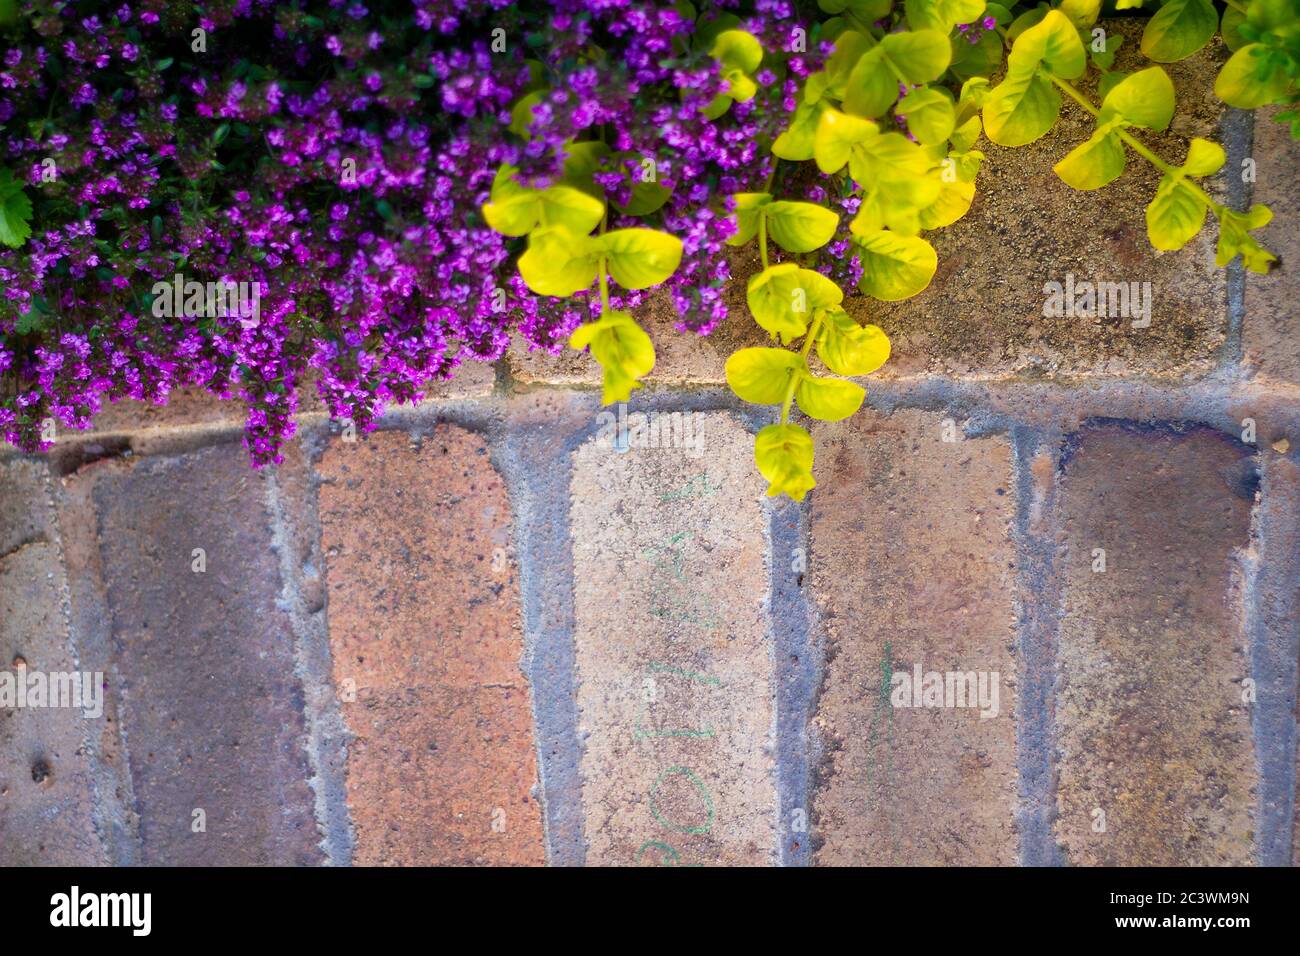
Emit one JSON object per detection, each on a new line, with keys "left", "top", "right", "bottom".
{"left": 0, "top": 1, "right": 1288, "bottom": 497}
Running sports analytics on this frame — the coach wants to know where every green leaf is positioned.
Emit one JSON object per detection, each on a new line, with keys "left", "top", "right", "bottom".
{"left": 845, "top": 30, "right": 953, "bottom": 118}
{"left": 747, "top": 263, "right": 844, "bottom": 344}
{"left": 1100, "top": 66, "right": 1175, "bottom": 130}
{"left": 1097, "top": 70, "right": 1129, "bottom": 101}
{"left": 509, "top": 90, "right": 547, "bottom": 139}
{"left": 819, "top": 0, "right": 893, "bottom": 18}
{"left": 617, "top": 179, "right": 673, "bottom": 217}
{"left": 0, "top": 168, "right": 33, "bottom": 249}
{"left": 853, "top": 229, "right": 938, "bottom": 301}
{"left": 518, "top": 226, "right": 602, "bottom": 296}
{"left": 560, "top": 141, "right": 611, "bottom": 189}
{"left": 1053, "top": 129, "right": 1126, "bottom": 189}
{"left": 898, "top": 87, "right": 956, "bottom": 145}
{"left": 1140, "top": 0, "right": 1217, "bottom": 64}
{"left": 570, "top": 310, "right": 656, "bottom": 404}
{"left": 601, "top": 229, "right": 684, "bottom": 289}
{"left": 754, "top": 423, "right": 816, "bottom": 501}
{"left": 764, "top": 201, "right": 841, "bottom": 253}
{"left": 1090, "top": 32, "right": 1124, "bottom": 71}
{"left": 1220, "top": 7, "right": 1248, "bottom": 53}
{"left": 796, "top": 374, "right": 866, "bottom": 421}
{"left": 725, "top": 347, "right": 802, "bottom": 405}
{"left": 1215, "top": 43, "right": 1291, "bottom": 109}
{"left": 728, "top": 192, "right": 773, "bottom": 246}
{"left": 817, "top": 309, "right": 891, "bottom": 376}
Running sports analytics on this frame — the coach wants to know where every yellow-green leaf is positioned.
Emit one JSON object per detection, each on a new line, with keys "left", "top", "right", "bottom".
{"left": 1053, "top": 129, "right": 1125, "bottom": 189}
{"left": 754, "top": 423, "right": 816, "bottom": 501}
{"left": 765, "top": 201, "right": 841, "bottom": 253}
{"left": 904, "top": 0, "right": 986, "bottom": 33}
{"left": 817, "top": 308, "right": 891, "bottom": 376}
{"left": 1057, "top": 0, "right": 1101, "bottom": 29}
{"left": 983, "top": 64, "right": 1062, "bottom": 146}
{"left": 482, "top": 165, "right": 540, "bottom": 236}
{"left": 509, "top": 91, "right": 547, "bottom": 139}
{"left": 814, "top": 108, "right": 878, "bottom": 174}
{"left": 1009, "top": 9, "right": 1086, "bottom": 79}
{"left": 773, "top": 97, "right": 827, "bottom": 161}
{"left": 518, "top": 226, "right": 602, "bottom": 296}
{"left": 1182, "top": 137, "right": 1225, "bottom": 176}
{"left": 601, "top": 229, "right": 684, "bottom": 289}
{"left": 918, "top": 178, "right": 976, "bottom": 228}
{"left": 711, "top": 29, "right": 763, "bottom": 75}
{"left": 1100, "top": 66, "right": 1175, "bottom": 130}
{"left": 539, "top": 186, "right": 606, "bottom": 235}
{"left": 796, "top": 374, "right": 866, "bottom": 421}
{"left": 1215, "top": 43, "right": 1291, "bottom": 109}
{"left": 725, "top": 347, "right": 802, "bottom": 405}
{"left": 1146, "top": 175, "right": 1207, "bottom": 250}
{"left": 898, "top": 87, "right": 956, "bottom": 145}
{"left": 728, "top": 192, "right": 774, "bottom": 246}
{"left": 854, "top": 229, "right": 938, "bottom": 300}
{"left": 570, "top": 310, "right": 656, "bottom": 404}
{"left": 747, "top": 263, "right": 844, "bottom": 344}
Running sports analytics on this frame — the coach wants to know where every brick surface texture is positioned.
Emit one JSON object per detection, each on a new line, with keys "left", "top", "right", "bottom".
{"left": 570, "top": 412, "right": 776, "bottom": 866}
{"left": 809, "top": 410, "right": 1019, "bottom": 865}
{"left": 1053, "top": 426, "right": 1256, "bottom": 865}
{"left": 318, "top": 427, "right": 544, "bottom": 866}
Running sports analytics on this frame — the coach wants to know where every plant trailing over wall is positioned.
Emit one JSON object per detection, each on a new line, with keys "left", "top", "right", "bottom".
{"left": 0, "top": 1, "right": 1286, "bottom": 498}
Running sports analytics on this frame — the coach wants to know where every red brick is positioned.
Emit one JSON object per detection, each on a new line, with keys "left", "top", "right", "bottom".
{"left": 70, "top": 444, "right": 323, "bottom": 864}
{"left": 569, "top": 412, "right": 776, "bottom": 865}
{"left": 808, "top": 409, "right": 1019, "bottom": 865}
{"left": 1054, "top": 425, "right": 1255, "bottom": 865}
{"left": 0, "top": 459, "right": 103, "bottom": 865}
{"left": 317, "top": 427, "right": 543, "bottom": 865}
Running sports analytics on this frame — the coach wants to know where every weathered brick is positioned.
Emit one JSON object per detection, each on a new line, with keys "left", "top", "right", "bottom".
{"left": 808, "top": 409, "right": 1019, "bottom": 865}
{"left": 317, "top": 427, "right": 543, "bottom": 865}
{"left": 0, "top": 459, "right": 103, "bottom": 865}
{"left": 569, "top": 412, "right": 776, "bottom": 865}
{"left": 1243, "top": 106, "right": 1300, "bottom": 386}
{"left": 508, "top": 251, "right": 770, "bottom": 386}
{"left": 71, "top": 444, "right": 322, "bottom": 864}
{"left": 1054, "top": 424, "right": 1255, "bottom": 865}
{"left": 866, "top": 21, "right": 1229, "bottom": 379}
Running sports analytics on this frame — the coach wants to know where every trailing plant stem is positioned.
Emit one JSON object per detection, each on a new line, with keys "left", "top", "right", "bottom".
{"left": 759, "top": 213, "right": 769, "bottom": 269}
{"left": 779, "top": 311, "right": 823, "bottom": 424}
{"left": 1050, "top": 75, "right": 1228, "bottom": 219}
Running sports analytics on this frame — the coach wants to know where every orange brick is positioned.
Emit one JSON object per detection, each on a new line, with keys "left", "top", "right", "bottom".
{"left": 318, "top": 427, "right": 543, "bottom": 865}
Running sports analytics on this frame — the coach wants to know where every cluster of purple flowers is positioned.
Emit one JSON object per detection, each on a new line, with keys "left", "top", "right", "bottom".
{"left": 0, "top": 0, "right": 828, "bottom": 463}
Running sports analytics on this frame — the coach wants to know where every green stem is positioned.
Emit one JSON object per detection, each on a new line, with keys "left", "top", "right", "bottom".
{"left": 759, "top": 212, "right": 769, "bottom": 270}
{"left": 779, "top": 311, "right": 824, "bottom": 424}
{"left": 1050, "top": 75, "right": 1228, "bottom": 219}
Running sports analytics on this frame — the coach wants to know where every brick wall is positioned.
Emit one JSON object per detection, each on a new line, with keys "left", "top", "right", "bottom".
{"left": 1, "top": 34, "right": 1297, "bottom": 866}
